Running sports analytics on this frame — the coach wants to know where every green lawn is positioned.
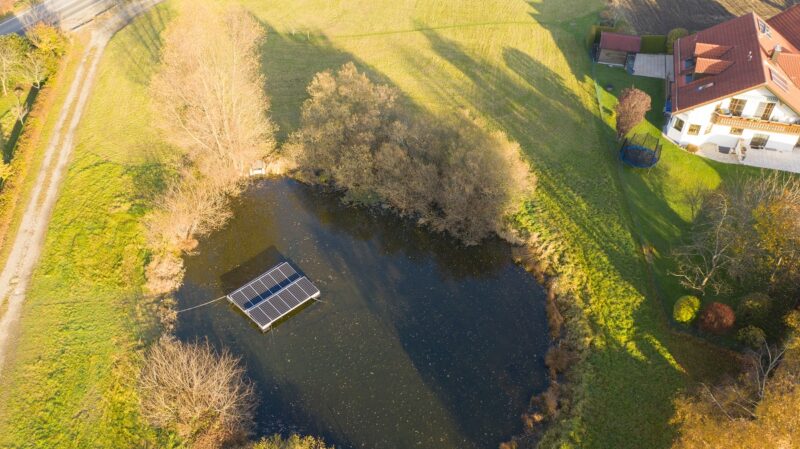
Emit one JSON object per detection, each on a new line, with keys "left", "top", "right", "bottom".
{"left": 593, "top": 65, "right": 766, "bottom": 314}
{"left": 0, "top": 1, "right": 749, "bottom": 448}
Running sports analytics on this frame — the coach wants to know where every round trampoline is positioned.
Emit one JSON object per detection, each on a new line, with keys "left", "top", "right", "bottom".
{"left": 619, "top": 134, "right": 662, "bottom": 168}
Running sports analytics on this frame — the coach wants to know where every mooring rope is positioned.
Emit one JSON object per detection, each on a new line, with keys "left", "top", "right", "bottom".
{"left": 175, "top": 295, "right": 227, "bottom": 313}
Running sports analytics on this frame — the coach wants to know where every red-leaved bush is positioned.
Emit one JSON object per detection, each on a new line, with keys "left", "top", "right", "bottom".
{"left": 697, "top": 302, "right": 736, "bottom": 334}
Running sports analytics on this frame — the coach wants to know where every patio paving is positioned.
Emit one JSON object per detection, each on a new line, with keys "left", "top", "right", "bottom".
{"left": 632, "top": 54, "right": 674, "bottom": 80}
{"left": 695, "top": 143, "right": 800, "bottom": 173}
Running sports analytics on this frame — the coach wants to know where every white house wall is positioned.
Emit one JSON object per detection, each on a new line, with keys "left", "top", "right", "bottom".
{"left": 667, "top": 87, "right": 800, "bottom": 152}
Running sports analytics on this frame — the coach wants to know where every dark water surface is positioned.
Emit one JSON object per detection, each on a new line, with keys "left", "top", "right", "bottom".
{"left": 176, "top": 179, "right": 549, "bottom": 449}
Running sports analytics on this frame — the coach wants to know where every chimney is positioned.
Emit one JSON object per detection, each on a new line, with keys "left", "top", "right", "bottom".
{"left": 772, "top": 44, "right": 783, "bottom": 62}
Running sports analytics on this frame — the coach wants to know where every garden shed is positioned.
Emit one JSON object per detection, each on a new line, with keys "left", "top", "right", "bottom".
{"left": 598, "top": 32, "right": 642, "bottom": 66}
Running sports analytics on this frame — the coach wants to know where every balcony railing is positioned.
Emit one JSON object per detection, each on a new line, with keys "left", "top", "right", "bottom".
{"left": 712, "top": 111, "right": 800, "bottom": 135}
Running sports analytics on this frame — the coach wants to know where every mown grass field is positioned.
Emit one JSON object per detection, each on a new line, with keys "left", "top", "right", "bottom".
{"left": 0, "top": 1, "right": 755, "bottom": 448}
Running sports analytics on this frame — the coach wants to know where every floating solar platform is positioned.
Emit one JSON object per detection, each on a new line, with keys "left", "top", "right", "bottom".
{"left": 227, "top": 262, "right": 320, "bottom": 331}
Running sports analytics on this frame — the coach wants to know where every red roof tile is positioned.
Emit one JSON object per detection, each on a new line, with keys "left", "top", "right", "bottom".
{"left": 672, "top": 11, "right": 800, "bottom": 115}
{"left": 694, "top": 43, "right": 732, "bottom": 58}
{"left": 599, "top": 32, "right": 641, "bottom": 53}
{"left": 768, "top": 4, "right": 800, "bottom": 50}
{"left": 778, "top": 53, "right": 800, "bottom": 86}
{"left": 695, "top": 57, "right": 734, "bottom": 75}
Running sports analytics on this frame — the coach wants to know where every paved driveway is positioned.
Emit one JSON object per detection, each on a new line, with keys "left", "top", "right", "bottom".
{"left": 0, "top": 0, "right": 115, "bottom": 35}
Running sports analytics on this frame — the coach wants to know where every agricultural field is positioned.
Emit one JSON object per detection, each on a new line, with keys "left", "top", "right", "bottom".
{"left": 0, "top": 0, "right": 770, "bottom": 448}
{"left": 616, "top": 0, "right": 796, "bottom": 33}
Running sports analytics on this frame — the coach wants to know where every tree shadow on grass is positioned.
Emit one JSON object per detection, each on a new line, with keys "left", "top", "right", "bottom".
{"left": 110, "top": 2, "right": 173, "bottom": 87}
{"left": 258, "top": 23, "right": 354, "bottom": 142}
{"left": 3, "top": 86, "right": 40, "bottom": 163}
{"left": 409, "top": 26, "right": 649, "bottom": 297}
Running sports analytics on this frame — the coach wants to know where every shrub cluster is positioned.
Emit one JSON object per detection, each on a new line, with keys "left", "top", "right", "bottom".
{"left": 666, "top": 28, "right": 688, "bottom": 54}
{"left": 286, "top": 62, "right": 534, "bottom": 245}
{"left": 736, "top": 293, "right": 771, "bottom": 328}
{"left": 697, "top": 302, "right": 736, "bottom": 335}
{"left": 736, "top": 325, "right": 766, "bottom": 349}
{"left": 250, "top": 434, "right": 334, "bottom": 449}
{"left": 673, "top": 295, "right": 700, "bottom": 324}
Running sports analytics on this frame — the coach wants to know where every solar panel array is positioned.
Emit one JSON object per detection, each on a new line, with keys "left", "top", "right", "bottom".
{"left": 227, "top": 262, "right": 320, "bottom": 331}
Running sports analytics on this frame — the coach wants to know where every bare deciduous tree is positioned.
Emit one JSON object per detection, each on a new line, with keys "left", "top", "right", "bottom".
{"left": 0, "top": 35, "right": 28, "bottom": 96}
{"left": 144, "top": 250, "right": 185, "bottom": 296}
{"left": 22, "top": 51, "right": 47, "bottom": 89}
{"left": 672, "top": 192, "right": 734, "bottom": 294}
{"left": 10, "top": 102, "right": 28, "bottom": 125}
{"left": 672, "top": 173, "right": 800, "bottom": 295}
{"left": 151, "top": 1, "right": 276, "bottom": 185}
{"left": 145, "top": 2, "right": 277, "bottom": 296}
{"left": 139, "top": 337, "right": 256, "bottom": 446}
{"left": 146, "top": 174, "right": 232, "bottom": 252}
{"left": 701, "top": 343, "right": 787, "bottom": 421}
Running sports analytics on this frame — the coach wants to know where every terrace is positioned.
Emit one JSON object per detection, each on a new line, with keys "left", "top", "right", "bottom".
{"left": 695, "top": 141, "right": 800, "bottom": 173}
{"left": 711, "top": 110, "right": 800, "bottom": 135}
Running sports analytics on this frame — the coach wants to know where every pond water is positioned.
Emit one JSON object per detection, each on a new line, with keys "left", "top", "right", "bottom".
{"left": 175, "top": 179, "right": 550, "bottom": 449}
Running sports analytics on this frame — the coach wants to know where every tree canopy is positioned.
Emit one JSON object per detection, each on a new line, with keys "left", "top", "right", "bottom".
{"left": 287, "top": 62, "right": 533, "bottom": 245}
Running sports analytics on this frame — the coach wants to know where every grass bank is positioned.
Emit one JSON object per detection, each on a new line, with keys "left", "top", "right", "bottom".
{"left": 0, "top": 6, "right": 176, "bottom": 447}
{"left": 0, "top": 1, "right": 749, "bottom": 448}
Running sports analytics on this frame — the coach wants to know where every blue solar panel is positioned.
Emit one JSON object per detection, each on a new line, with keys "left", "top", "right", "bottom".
{"left": 227, "top": 262, "right": 321, "bottom": 331}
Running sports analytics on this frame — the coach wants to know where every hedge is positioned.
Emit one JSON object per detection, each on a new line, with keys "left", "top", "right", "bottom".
{"left": 640, "top": 35, "right": 667, "bottom": 54}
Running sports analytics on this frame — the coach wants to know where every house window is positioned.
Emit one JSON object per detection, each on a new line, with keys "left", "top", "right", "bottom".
{"left": 673, "top": 117, "right": 685, "bottom": 132}
{"left": 687, "top": 124, "right": 701, "bottom": 135}
{"left": 755, "top": 102, "right": 776, "bottom": 121}
{"left": 730, "top": 127, "right": 743, "bottom": 136}
{"left": 684, "top": 58, "right": 696, "bottom": 70}
{"left": 771, "top": 69, "right": 789, "bottom": 91}
{"left": 758, "top": 19, "right": 772, "bottom": 37}
{"left": 729, "top": 98, "right": 747, "bottom": 116}
{"left": 750, "top": 134, "right": 770, "bottom": 149}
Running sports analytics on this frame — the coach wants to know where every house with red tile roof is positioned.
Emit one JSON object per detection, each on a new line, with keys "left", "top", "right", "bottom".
{"left": 666, "top": 5, "right": 800, "bottom": 158}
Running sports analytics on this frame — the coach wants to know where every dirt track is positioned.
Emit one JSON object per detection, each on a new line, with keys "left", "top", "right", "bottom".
{"left": 0, "top": 0, "right": 163, "bottom": 378}
{"left": 618, "top": 0, "right": 799, "bottom": 34}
